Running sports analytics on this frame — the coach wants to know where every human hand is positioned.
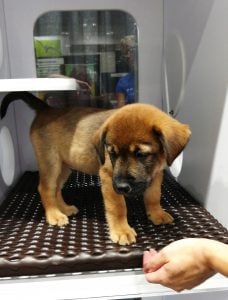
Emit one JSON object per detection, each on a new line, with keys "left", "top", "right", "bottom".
{"left": 143, "top": 238, "right": 216, "bottom": 292}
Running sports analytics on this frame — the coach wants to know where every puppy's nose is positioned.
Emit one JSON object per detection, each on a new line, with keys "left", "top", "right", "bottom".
{"left": 114, "top": 181, "right": 132, "bottom": 195}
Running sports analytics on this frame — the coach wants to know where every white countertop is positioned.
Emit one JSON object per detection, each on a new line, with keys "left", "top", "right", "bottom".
{"left": 0, "top": 270, "right": 228, "bottom": 300}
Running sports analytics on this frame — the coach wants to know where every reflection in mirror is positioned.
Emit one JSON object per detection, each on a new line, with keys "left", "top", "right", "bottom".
{"left": 34, "top": 10, "right": 138, "bottom": 108}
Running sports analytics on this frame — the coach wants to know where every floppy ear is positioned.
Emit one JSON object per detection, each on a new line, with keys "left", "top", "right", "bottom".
{"left": 153, "top": 119, "right": 191, "bottom": 166}
{"left": 93, "top": 127, "right": 107, "bottom": 165}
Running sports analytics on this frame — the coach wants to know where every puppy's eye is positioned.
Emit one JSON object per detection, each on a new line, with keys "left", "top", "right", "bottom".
{"left": 107, "top": 146, "right": 117, "bottom": 158}
{"left": 134, "top": 150, "right": 151, "bottom": 159}
{"left": 107, "top": 147, "right": 117, "bottom": 166}
{"left": 109, "top": 150, "right": 116, "bottom": 157}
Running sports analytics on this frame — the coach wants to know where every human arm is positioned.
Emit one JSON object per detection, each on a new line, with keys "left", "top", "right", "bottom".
{"left": 143, "top": 238, "right": 228, "bottom": 292}
{"left": 115, "top": 77, "right": 127, "bottom": 107}
{"left": 116, "top": 92, "right": 126, "bottom": 107}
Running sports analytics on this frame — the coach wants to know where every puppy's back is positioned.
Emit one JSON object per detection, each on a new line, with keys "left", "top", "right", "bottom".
{"left": 30, "top": 106, "right": 117, "bottom": 175}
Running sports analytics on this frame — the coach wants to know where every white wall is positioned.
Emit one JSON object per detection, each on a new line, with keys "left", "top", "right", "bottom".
{"left": 0, "top": 0, "right": 21, "bottom": 200}
{"left": 164, "top": 0, "right": 228, "bottom": 228}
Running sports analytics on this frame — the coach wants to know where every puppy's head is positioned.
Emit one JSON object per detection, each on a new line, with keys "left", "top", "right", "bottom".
{"left": 93, "top": 103, "right": 191, "bottom": 197}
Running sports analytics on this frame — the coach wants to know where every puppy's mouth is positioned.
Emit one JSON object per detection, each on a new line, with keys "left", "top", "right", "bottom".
{"left": 112, "top": 180, "right": 148, "bottom": 197}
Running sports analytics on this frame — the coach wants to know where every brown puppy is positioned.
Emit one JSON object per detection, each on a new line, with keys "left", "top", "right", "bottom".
{"left": 0, "top": 92, "right": 191, "bottom": 245}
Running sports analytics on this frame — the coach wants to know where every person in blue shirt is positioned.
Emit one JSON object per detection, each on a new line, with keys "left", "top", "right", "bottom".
{"left": 115, "top": 72, "right": 135, "bottom": 105}
{"left": 115, "top": 35, "right": 137, "bottom": 107}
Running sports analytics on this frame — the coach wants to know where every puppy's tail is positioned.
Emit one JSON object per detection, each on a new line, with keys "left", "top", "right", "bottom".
{"left": 0, "top": 91, "right": 49, "bottom": 119}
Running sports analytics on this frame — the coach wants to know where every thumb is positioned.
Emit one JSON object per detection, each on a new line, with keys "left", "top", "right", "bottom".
{"left": 143, "top": 249, "right": 157, "bottom": 267}
{"left": 143, "top": 251, "right": 167, "bottom": 273}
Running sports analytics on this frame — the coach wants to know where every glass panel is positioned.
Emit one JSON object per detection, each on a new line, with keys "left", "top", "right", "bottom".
{"left": 33, "top": 10, "right": 138, "bottom": 108}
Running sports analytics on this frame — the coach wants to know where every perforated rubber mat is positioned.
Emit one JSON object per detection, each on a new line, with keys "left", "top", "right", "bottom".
{"left": 0, "top": 171, "right": 228, "bottom": 277}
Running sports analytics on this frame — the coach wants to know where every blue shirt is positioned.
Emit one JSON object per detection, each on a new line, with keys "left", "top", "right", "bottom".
{"left": 116, "top": 73, "right": 135, "bottom": 104}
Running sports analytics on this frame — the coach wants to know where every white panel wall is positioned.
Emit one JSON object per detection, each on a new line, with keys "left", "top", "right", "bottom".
{"left": 0, "top": 0, "right": 21, "bottom": 201}
{"left": 164, "top": 0, "right": 228, "bottom": 228}
{"left": 0, "top": 0, "right": 10, "bottom": 80}
{"left": 2, "top": 0, "right": 163, "bottom": 172}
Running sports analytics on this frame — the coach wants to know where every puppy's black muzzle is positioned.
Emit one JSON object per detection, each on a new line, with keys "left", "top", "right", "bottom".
{"left": 113, "top": 176, "right": 148, "bottom": 197}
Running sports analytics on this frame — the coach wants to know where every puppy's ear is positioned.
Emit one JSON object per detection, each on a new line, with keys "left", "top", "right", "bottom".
{"left": 153, "top": 119, "right": 191, "bottom": 166}
{"left": 93, "top": 127, "right": 107, "bottom": 165}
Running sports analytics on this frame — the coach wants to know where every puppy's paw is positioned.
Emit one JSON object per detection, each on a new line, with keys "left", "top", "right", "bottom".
{"left": 61, "top": 205, "right": 79, "bottom": 217}
{"left": 46, "top": 209, "right": 69, "bottom": 226}
{"left": 110, "top": 226, "right": 137, "bottom": 245}
{"left": 148, "top": 209, "right": 174, "bottom": 225}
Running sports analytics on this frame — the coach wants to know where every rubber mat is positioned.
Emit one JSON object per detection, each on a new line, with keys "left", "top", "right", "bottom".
{"left": 0, "top": 171, "right": 227, "bottom": 277}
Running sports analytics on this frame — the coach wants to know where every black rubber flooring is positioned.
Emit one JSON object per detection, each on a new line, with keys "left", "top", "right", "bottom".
{"left": 0, "top": 171, "right": 227, "bottom": 277}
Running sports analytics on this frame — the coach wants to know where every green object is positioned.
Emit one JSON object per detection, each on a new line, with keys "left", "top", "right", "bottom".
{"left": 34, "top": 36, "right": 62, "bottom": 58}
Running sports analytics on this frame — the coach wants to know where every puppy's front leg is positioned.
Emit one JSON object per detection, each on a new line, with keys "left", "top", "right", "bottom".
{"left": 144, "top": 172, "right": 174, "bottom": 225}
{"left": 99, "top": 166, "right": 137, "bottom": 245}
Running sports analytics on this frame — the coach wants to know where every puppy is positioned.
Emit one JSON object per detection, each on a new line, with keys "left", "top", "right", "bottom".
{"left": 0, "top": 92, "right": 191, "bottom": 245}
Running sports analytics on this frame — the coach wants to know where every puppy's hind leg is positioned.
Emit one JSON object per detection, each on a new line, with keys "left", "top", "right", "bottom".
{"left": 38, "top": 159, "right": 69, "bottom": 227}
{"left": 56, "top": 164, "right": 79, "bottom": 217}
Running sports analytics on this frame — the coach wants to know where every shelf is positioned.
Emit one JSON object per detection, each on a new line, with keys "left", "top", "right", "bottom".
{"left": 0, "top": 78, "right": 78, "bottom": 92}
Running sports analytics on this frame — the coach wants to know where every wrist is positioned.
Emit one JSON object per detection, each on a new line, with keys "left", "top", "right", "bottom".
{"left": 203, "top": 240, "right": 217, "bottom": 272}
{"left": 203, "top": 239, "right": 228, "bottom": 275}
